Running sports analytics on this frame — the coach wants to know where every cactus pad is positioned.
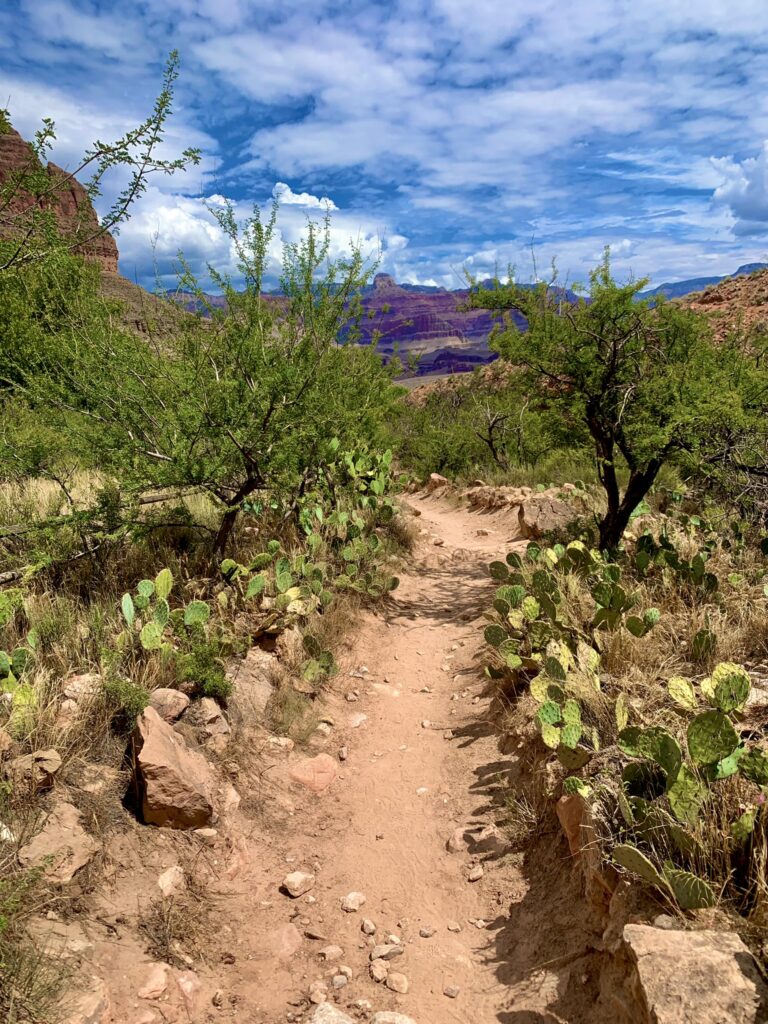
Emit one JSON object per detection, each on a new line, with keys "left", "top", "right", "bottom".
{"left": 687, "top": 710, "right": 739, "bottom": 765}
{"left": 540, "top": 722, "right": 561, "bottom": 749}
{"left": 612, "top": 844, "right": 669, "bottom": 891}
{"left": 484, "top": 624, "right": 507, "bottom": 648}
{"left": 667, "top": 764, "right": 707, "bottom": 824}
{"left": 663, "top": 867, "right": 716, "bottom": 910}
{"left": 537, "top": 701, "right": 562, "bottom": 726}
{"left": 709, "top": 662, "right": 750, "bottom": 713}
{"left": 667, "top": 676, "right": 696, "bottom": 709}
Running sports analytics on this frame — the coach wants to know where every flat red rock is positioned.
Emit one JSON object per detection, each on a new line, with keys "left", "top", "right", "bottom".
{"left": 289, "top": 753, "right": 338, "bottom": 794}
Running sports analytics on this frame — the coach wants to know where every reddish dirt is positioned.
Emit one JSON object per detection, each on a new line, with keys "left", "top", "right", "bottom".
{"left": 71, "top": 493, "right": 609, "bottom": 1023}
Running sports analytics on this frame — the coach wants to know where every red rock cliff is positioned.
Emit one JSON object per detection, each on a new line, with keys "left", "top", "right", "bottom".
{"left": 0, "top": 126, "right": 118, "bottom": 273}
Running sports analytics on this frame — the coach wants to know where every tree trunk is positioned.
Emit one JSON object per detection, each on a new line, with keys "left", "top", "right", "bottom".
{"left": 213, "top": 507, "right": 239, "bottom": 556}
{"left": 597, "top": 460, "right": 662, "bottom": 551}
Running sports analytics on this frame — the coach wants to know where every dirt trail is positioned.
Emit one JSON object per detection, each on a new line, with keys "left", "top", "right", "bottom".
{"left": 217, "top": 491, "right": 542, "bottom": 1024}
{"left": 91, "top": 493, "right": 605, "bottom": 1024}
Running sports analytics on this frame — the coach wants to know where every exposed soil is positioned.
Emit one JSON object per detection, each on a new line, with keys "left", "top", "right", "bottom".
{"left": 61, "top": 493, "right": 613, "bottom": 1024}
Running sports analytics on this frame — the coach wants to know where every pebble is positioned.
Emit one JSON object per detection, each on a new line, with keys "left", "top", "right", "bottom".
{"left": 444, "top": 985, "right": 460, "bottom": 998}
{"left": 341, "top": 892, "right": 366, "bottom": 912}
{"left": 361, "top": 919, "right": 377, "bottom": 935}
{"left": 331, "top": 974, "right": 348, "bottom": 990}
{"left": 370, "top": 959, "right": 389, "bottom": 982}
{"left": 370, "top": 943, "right": 403, "bottom": 961}
{"left": 283, "top": 872, "right": 315, "bottom": 898}
{"left": 345, "top": 692, "right": 359, "bottom": 702}
{"left": 419, "top": 926, "right": 435, "bottom": 938}
{"left": 468, "top": 864, "right": 484, "bottom": 882}
{"left": 338, "top": 965, "right": 353, "bottom": 979}
{"left": 386, "top": 972, "right": 409, "bottom": 994}
{"left": 447, "top": 921, "right": 462, "bottom": 933}
{"left": 319, "top": 945, "right": 344, "bottom": 962}
{"left": 338, "top": 747, "right": 348, "bottom": 762}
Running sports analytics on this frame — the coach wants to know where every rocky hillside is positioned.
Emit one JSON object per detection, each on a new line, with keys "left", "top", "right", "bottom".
{"left": 681, "top": 267, "right": 768, "bottom": 341}
{"left": 0, "top": 124, "right": 119, "bottom": 273}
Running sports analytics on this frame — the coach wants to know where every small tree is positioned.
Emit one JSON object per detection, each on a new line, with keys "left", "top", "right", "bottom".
{"left": 469, "top": 252, "right": 767, "bottom": 549}
{"left": 12, "top": 206, "right": 397, "bottom": 553}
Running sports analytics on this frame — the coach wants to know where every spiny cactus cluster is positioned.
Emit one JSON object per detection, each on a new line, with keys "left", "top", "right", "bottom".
{"left": 634, "top": 530, "right": 720, "bottom": 593}
{"left": 120, "top": 567, "right": 211, "bottom": 651}
{"left": 0, "top": 639, "right": 35, "bottom": 737}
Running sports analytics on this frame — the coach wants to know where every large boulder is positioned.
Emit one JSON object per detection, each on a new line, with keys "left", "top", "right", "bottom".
{"left": 19, "top": 802, "right": 100, "bottom": 884}
{"left": 518, "top": 493, "right": 575, "bottom": 539}
{"left": 149, "top": 687, "right": 190, "bottom": 722}
{"left": 610, "top": 924, "right": 768, "bottom": 1024}
{"left": 425, "top": 472, "right": 449, "bottom": 494}
{"left": 132, "top": 707, "right": 216, "bottom": 829}
{"left": 227, "top": 646, "right": 275, "bottom": 720}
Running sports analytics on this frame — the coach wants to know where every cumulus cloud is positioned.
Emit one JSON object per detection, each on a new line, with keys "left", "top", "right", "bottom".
{"left": 272, "top": 183, "right": 338, "bottom": 210}
{"left": 712, "top": 145, "right": 768, "bottom": 235}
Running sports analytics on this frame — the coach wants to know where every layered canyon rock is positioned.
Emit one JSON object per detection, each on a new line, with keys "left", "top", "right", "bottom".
{"left": 0, "top": 124, "right": 118, "bottom": 272}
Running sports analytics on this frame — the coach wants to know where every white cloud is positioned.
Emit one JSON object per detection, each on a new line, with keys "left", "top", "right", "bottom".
{"left": 272, "top": 182, "right": 338, "bottom": 210}
{"left": 712, "top": 144, "right": 768, "bottom": 235}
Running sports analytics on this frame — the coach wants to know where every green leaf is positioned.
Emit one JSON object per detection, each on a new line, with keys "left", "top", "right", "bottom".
{"left": 643, "top": 607, "right": 661, "bottom": 628}
{"left": 121, "top": 593, "right": 135, "bottom": 628}
{"left": 625, "top": 615, "right": 646, "bottom": 637}
{"left": 617, "top": 726, "right": 643, "bottom": 757}
{"left": 155, "top": 567, "right": 173, "bottom": 601}
{"left": 183, "top": 600, "right": 210, "bottom": 626}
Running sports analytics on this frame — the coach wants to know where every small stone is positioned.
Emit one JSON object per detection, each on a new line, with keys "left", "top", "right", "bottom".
{"left": 443, "top": 730, "right": 454, "bottom": 740}
{"left": 338, "top": 965, "right": 353, "bottom": 979}
{"left": 212, "top": 989, "right": 224, "bottom": 1007}
{"left": 194, "top": 827, "right": 218, "bottom": 844}
{"left": 338, "top": 746, "right": 348, "bottom": 762}
{"left": 446, "top": 827, "right": 467, "bottom": 853}
{"left": 319, "top": 945, "right": 344, "bottom": 962}
{"left": 361, "top": 918, "right": 377, "bottom": 935}
{"left": 370, "top": 959, "right": 389, "bottom": 982}
{"left": 386, "top": 972, "right": 409, "bottom": 993}
{"left": 447, "top": 921, "right": 462, "bottom": 933}
{"left": 345, "top": 692, "right": 358, "bottom": 702}
{"left": 341, "top": 891, "right": 366, "bottom": 912}
{"left": 309, "top": 981, "right": 328, "bottom": 1005}
{"left": 371, "top": 1013, "right": 418, "bottom": 1024}
{"left": 348, "top": 713, "right": 368, "bottom": 729}
{"left": 157, "top": 865, "right": 185, "bottom": 898}
{"left": 283, "top": 871, "right": 315, "bottom": 898}
{"left": 370, "top": 943, "right": 403, "bottom": 961}
{"left": 331, "top": 974, "right": 348, "bottom": 989}
{"left": 419, "top": 925, "right": 435, "bottom": 938}
{"left": 468, "top": 864, "right": 484, "bottom": 882}
{"left": 444, "top": 985, "right": 460, "bottom": 998}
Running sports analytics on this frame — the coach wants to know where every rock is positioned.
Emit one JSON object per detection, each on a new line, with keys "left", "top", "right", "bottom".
{"left": 386, "top": 972, "right": 409, "bottom": 993}
{"left": 426, "top": 472, "right": 449, "bottom": 493}
{"left": 283, "top": 871, "right": 315, "bottom": 898}
{"left": 309, "top": 980, "right": 329, "bottom": 1005}
{"left": 258, "top": 923, "right": 302, "bottom": 959}
{"left": 289, "top": 753, "right": 338, "bottom": 794}
{"left": 444, "top": 985, "right": 460, "bottom": 998}
{"left": 149, "top": 688, "right": 190, "bottom": 722}
{"left": 362, "top": 918, "right": 377, "bottom": 935}
{"left": 26, "top": 918, "right": 94, "bottom": 959}
{"left": 319, "top": 944, "right": 344, "bottom": 962}
{"left": 132, "top": 707, "right": 216, "bottom": 829}
{"left": 137, "top": 963, "right": 169, "bottom": 999}
{"left": 268, "top": 735, "right": 294, "bottom": 754}
{"left": 62, "top": 672, "right": 101, "bottom": 702}
{"left": 199, "top": 697, "right": 231, "bottom": 736}
{"left": 331, "top": 974, "right": 348, "bottom": 989}
{"left": 473, "top": 823, "right": 507, "bottom": 857}
{"left": 338, "top": 746, "right": 348, "bottom": 761}
{"left": 338, "top": 965, "right": 352, "bottom": 979}
{"left": 309, "top": 1005, "right": 356, "bottom": 1024}
{"left": 617, "top": 924, "right": 768, "bottom": 1024}
{"left": 19, "top": 802, "right": 100, "bottom": 884}
{"left": 370, "top": 959, "right": 389, "bottom": 982}
{"left": 446, "top": 827, "right": 467, "bottom": 853}
{"left": 348, "top": 712, "right": 368, "bottom": 729}
{"left": 556, "top": 794, "right": 587, "bottom": 856}
{"left": 176, "top": 971, "right": 203, "bottom": 1013}
{"left": 341, "top": 891, "right": 366, "bottom": 912}
{"left": 7, "top": 748, "right": 62, "bottom": 791}
{"left": 195, "top": 827, "right": 218, "bottom": 844}
{"left": 447, "top": 921, "right": 462, "bottom": 932}
{"left": 371, "top": 1014, "right": 418, "bottom": 1024}
{"left": 370, "top": 943, "right": 403, "bottom": 961}
{"left": 157, "top": 865, "right": 185, "bottom": 898}
{"left": 63, "top": 975, "right": 110, "bottom": 1024}
{"left": 518, "top": 493, "right": 575, "bottom": 539}
{"left": 419, "top": 925, "right": 435, "bottom": 938}
{"left": 468, "top": 864, "right": 484, "bottom": 882}
{"left": 227, "top": 646, "right": 275, "bottom": 719}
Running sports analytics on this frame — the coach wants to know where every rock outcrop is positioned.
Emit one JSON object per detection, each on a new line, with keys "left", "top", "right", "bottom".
{"left": 19, "top": 801, "right": 100, "bottom": 884}
{"left": 132, "top": 707, "right": 216, "bottom": 829}
{"left": 0, "top": 124, "right": 118, "bottom": 272}
{"left": 518, "top": 493, "right": 577, "bottom": 539}
{"left": 607, "top": 924, "right": 768, "bottom": 1024}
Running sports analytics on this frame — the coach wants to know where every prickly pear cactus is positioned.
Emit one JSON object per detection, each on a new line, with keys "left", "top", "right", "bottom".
{"left": 612, "top": 844, "right": 669, "bottom": 891}
{"left": 708, "top": 662, "right": 750, "bottom": 713}
{"left": 667, "top": 676, "right": 697, "bottom": 709}
{"left": 667, "top": 764, "right": 708, "bottom": 824}
{"left": 687, "top": 710, "right": 739, "bottom": 766}
{"left": 663, "top": 866, "right": 716, "bottom": 910}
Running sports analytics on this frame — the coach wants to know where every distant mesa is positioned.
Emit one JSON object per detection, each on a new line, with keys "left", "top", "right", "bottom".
{"left": 0, "top": 124, "right": 118, "bottom": 273}
{"left": 638, "top": 263, "right": 768, "bottom": 300}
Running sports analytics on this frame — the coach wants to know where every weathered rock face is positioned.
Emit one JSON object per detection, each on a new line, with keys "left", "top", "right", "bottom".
{"left": 19, "top": 802, "right": 100, "bottom": 884}
{"left": 149, "top": 687, "right": 190, "bottom": 722}
{"left": 0, "top": 125, "right": 118, "bottom": 273}
{"left": 288, "top": 753, "right": 338, "bottom": 794}
{"left": 7, "top": 748, "right": 62, "bottom": 791}
{"left": 518, "top": 493, "right": 576, "bottom": 539}
{"left": 132, "top": 707, "right": 216, "bottom": 829}
{"left": 605, "top": 924, "right": 768, "bottom": 1024}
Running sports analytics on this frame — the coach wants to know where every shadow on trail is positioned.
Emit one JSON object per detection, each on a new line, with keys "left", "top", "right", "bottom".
{"left": 384, "top": 555, "right": 496, "bottom": 628}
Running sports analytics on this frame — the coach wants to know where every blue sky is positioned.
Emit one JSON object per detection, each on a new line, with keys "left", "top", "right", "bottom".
{"left": 3, "top": 0, "right": 768, "bottom": 290}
